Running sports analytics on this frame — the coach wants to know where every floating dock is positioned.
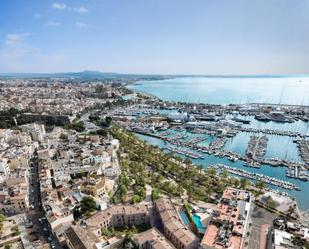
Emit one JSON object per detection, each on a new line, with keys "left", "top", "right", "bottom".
{"left": 296, "top": 140, "right": 309, "bottom": 165}
{"left": 214, "top": 164, "right": 299, "bottom": 190}
{"left": 246, "top": 135, "right": 268, "bottom": 161}
{"left": 286, "top": 165, "right": 309, "bottom": 181}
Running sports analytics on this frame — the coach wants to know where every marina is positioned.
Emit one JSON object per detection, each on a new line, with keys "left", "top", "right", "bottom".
{"left": 4, "top": 3, "right": 309, "bottom": 248}
{"left": 135, "top": 132, "right": 309, "bottom": 210}
{"left": 131, "top": 127, "right": 307, "bottom": 169}
{"left": 117, "top": 76, "right": 309, "bottom": 209}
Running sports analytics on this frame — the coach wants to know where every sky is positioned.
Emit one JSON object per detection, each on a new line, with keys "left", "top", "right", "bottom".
{"left": 0, "top": 0, "right": 309, "bottom": 74}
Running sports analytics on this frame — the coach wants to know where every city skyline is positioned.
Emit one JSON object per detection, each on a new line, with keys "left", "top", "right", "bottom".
{"left": 1, "top": 0, "right": 309, "bottom": 74}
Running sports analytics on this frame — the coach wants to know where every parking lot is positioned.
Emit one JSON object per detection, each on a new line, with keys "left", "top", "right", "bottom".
{"left": 248, "top": 204, "right": 277, "bottom": 249}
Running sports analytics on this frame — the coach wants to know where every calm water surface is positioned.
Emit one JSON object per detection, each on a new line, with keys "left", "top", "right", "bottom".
{"left": 136, "top": 133, "right": 309, "bottom": 210}
{"left": 129, "top": 76, "right": 309, "bottom": 105}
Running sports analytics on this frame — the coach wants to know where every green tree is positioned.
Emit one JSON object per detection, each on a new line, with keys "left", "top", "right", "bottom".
{"left": 80, "top": 196, "right": 96, "bottom": 214}
{"left": 132, "top": 195, "right": 141, "bottom": 203}
{"left": 66, "top": 121, "right": 85, "bottom": 132}
{"left": 240, "top": 178, "right": 249, "bottom": 189}
{"left": 221, "top": 169, "right": 228, "bottom": 179}
{"left": 120, "top": 184, "right": 128, "bottom": 196}
{"left": 105, "top": 116, "right": 112, "bottom": 125}
{"left": 292, "top": 236, "right": 309, "bottom": 249}
{"left": 96, "top": 129, "right": 107, "bottom": 137}
{"left": 59, "top": 133, "right": 68, "bottom": 140}
{"left": 266, "top": 196, "right": 277, "bottom": 209}
{"left": 151, "top": 188, "right": 160, "bottom": 200}
{"left": 287, "top": 204, "right": 296, "bottom": 217}
{"left": 0, "top": 214, "right": 5, "bottom": 234}
{"left": 8, "top": 107, "right": 20, "bottom": 116}
{"left": 255, "top": 180, "right": 266, "bottom": 196}
{"left": 11, "top": 225, "right": 20, "bottom": 236}
{"left": 101, "top": 227, "right": 114, "bottom": 237}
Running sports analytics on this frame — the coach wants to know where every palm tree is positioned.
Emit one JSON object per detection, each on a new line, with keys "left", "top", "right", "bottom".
{"left": 221, "top": 169, "right": 228, "bottom": 179}
{"left": 198, "top": 165, "right": 203, "bottom": 173}
{"left": 240, "top": 178, "right": 249, "bottom": 189}
{"left": 177, "top": 185, "right": 184, "bottom": 197}
{"left": 208, "top": 168, "right": 217, "bottom": 177}
{"left": 255, "top": 180, "right": 266, "bottom": 196}
{"left": 184, "top": 158, "right": 192, "bottom": 167}
{"left": 231, "top": 178, "right": 240, "bottom": 188}
{"left": 287, "top": 204, "right": 296, "bottom": 217}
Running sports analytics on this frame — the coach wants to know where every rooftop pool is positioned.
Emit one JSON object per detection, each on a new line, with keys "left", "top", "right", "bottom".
{"left": 178, "top": 210, "right": 190, "bottom": 225}
{"left": 193, "top": 214, "right": 206, "bottom": 234}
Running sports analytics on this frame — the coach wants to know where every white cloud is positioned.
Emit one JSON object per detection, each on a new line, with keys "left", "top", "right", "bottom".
{"left": 73, "top": 6, "right": 89, "bottom": 13}
{"left": 0, "top": 32, "right": 40, "bottom": 72}
{"left": 33, "top": 13, "right": 41, "bottom": 19}
{"left": 51, "top": 2, "right": 67, "bottom": 10}
{"left": 76, "top": 22, "right": 87, "bottom": 28}
{"left": 1, "top": 46, "right": 37, "bottom": 61}
{"left": 46, "top": 21, "right": 62, "bottom": 27}
{"left": 5, "top": 33, "right": 29, "bottom": 45}
{"left": 51, "top": 3, "right": 89, "bottom": 13}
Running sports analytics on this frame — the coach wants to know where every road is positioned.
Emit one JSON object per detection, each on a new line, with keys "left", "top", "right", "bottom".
{"left": 79, "top": 112, "right": 100, "bottom": 132}
{"left": 27, "top": 154, "right": 62, "bottom": 249}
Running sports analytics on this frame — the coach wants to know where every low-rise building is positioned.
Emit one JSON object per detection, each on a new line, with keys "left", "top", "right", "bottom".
{"left": 0, "top": 218, "right": 21, "bottom": 248}
{"left": 63, "top": 224, "right": 100, "bottom": 249}
{"left": 85, "top": 204, "right": 149, "bottom": 237}
{"left": 0, "top": 177, "right": 29, "bottom": 215}
{"left": 20, "top": 123, "right": 46, "bottom": 142}
{"left": 0, "top": 159, "right": 10, "bottom": 178}
{"left": 273, "top": 229, "right": 294, "bottom": 249}
{"left": 133, "top": 227, "right": 176, "bottom": 249}
{"left": 200, "top": 187, "right": 251, "bottom": 249}
{"left": 80, "top": 177, "right": 106, "bottom": 197}
{"left": 154, "top": 198, "right": 199, "bottom": 249}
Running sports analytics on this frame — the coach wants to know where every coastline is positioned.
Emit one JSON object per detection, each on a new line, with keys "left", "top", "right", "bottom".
{"left": 123, "top": 80, "right": 309, "bottom": 211}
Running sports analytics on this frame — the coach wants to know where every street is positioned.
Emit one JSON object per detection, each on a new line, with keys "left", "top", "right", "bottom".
{"left": 26, "top": 154, "right": 62, "bottom": 249}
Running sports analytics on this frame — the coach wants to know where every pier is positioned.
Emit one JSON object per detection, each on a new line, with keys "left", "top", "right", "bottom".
{"left": 296, "top": 140, "right": 309, "bottom": 165}
{"left": 209, "top": 137, "right": 227, "bottom": 150}
{"left": 286, "top": 165, "right": 309, "bottom": 181}
{"left": 245, "top": 135, "right": 268, "bottom": 168}
{"left": 213, "top": 164, "right": 299, "bottom": 191}
{"left": 240, "top": 127, "right": 308, "bottom": 138}
{"left": 255, "top": 112, "right": 294, "bottom": 123}
{"left": 166, "top": 146, "right": 204, "bottom": 159}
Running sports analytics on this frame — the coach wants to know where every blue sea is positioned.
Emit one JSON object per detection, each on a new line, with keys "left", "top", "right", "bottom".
{"left": 129, "top": 76, "right": 309, "bottom": 210}
{"left": 128, "top": 76, "right": 309, "bottom": 105}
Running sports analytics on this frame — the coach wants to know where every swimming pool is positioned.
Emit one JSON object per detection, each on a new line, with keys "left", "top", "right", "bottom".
{"left": 193, "top": 214, "right": 206, "bottom": 234}
{"left": 179, "top": 210, "right": 190, "bottom": 225}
